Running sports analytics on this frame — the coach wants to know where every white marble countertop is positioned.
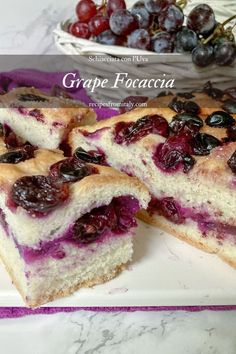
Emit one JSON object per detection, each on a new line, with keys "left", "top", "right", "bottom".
{"left": 0, "top": 1, "right": 236, "bottom": 353}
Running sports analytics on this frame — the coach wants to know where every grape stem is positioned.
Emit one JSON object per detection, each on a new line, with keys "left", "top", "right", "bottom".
{"left": 203, "top": 14, "right": 236, "bottom": 45}
{"left": 176, "top": 0, "right": 188, "bottom": 9}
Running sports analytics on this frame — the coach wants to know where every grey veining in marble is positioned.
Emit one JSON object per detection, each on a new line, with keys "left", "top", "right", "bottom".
{"left": 0, "top": 310, "right": 236, "bottom": 354}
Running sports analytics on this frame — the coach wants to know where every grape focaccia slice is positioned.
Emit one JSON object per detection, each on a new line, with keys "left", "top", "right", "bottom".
{"left": 0, "top": 87, "right": 96, "bottom": 149}
{"left": 0, "top": 143, "right": 149, "bottom": 307}
{"left": 69, "top": 91, "right": 236, "bottom": 268}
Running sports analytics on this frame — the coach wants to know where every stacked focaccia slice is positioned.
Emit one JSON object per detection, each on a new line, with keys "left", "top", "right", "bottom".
{"left": 0, "top": 87, "right": 96, "bottom": 149}
{"left": 69, "top": 89, "right": 236, "bottom": 268}
{"left": 0, "top": 130, "right": 149, "bottom": 307}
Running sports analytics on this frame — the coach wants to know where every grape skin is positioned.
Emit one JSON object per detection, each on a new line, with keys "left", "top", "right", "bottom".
{"left": 192, "top": 44, "right": 214, "bottom": 67}
{"left": 158, "top": 5, "right": 184, "bottom": 33}
{"left": 96, "top": 30, "right": 125, "bottom": 46}
{"left": 107, "top": 0, "right": 126, "bottom": 17}
{"left": 128, "top": 29, "right": 150, "bottom": 50}
{"left": 187, "top": 4, "right": 216, "bottom": 36}
{"left": 144, "top": 0, "right": 175, "bottom": 15}
{"left": 71, "top": 0, "right": 235, "bottom": 68}
{"left": 109, "top": 9, "right": 139, "bottom": 36}
{"left": 214, "top": 42, "right": 236, "bottom": 66}
{"left": 176, "top": 27, "right": 198, "bottom": 52}
{"left": 131, "top": 1, "right": 151, "bottom": 29}
{"left": 152, "top": 32, "right": 174, "bottom": 53}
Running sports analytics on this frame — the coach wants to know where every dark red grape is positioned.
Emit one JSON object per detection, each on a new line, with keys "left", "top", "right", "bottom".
{"left": 227, "top": 126, "right": 236, "bottom": 141}
{"left": 176, "top": 27, "right": 198, "bottom": 52}
{"left": 74, "top": 147, "right": 107, "bottom": 165}
{"left": 109, "top": 10, "right": 139, "bottom": 36}
{"left": 0, "top": 145, "right": 35, "bottom": 164}
{"left": 158, "top": 5, "right": 184, "bottom": 33}
{"left": 76, "top": 0, "right": 97, "bottom": 23}
{"left": 70, "top": 22, "right": 90, "bottom": 39}
{"left": 144, "top": 0, "right": 175, "bottom": 14}
{"left": 18, "top": 94, "right": 48, "bottom": 102}
{"left": 131, "top": 1, "right": 151, "bottom": 29}
{"left": 152, "top": 32, "right": 173, "bottom": 53}
{"left": 187, "top": 4, "right": 216, "bottom": 36}
{"left": 191, "top": 133, "right": 221, "bottom": 156}
{"left": 228, "top": 150, "right": 236, "bottom": 174}
{"left": 214, "top": 42, "right": 236, "bottom": 66}
{"left": 107, "top": 0, "right": 126, "bottom": 17}
{"left": 49, "top": 157, "right": 97, "bottom": 183}
{"left": 127, "top": 29, "right": 150, "bottom": 50}
{"left": 205, "top": 111, "right": 234, "bottom": 127}
{"left": 203, "top": 81, "right": 224, "bottom": 100}
{"left": 96, "top": 30, "right": 124, "bottom": 45}
{"left": 114, "top": 115, "right": 169, "bottom": 145}
{"left": 192, "top": 44, "right": 214, "bottom": 67}
{"left": 222, "top": 99, "right": 236, "bottom": 114}
{"left": 153, "top": 134, "right": 195, "bottom": 173}
{"left": 11, "top": 176, "right": 69, "bottom": 213}
{"left": 88, "top": 14, "right": 110, "bottom": 36}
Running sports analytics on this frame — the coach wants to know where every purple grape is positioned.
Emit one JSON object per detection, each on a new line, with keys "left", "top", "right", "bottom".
{"left": 187, "top": 4, "right": 216, "bottom": 36}
{"left": 106, "top": 0, "right": 126, "bottom": 17}
{"left": 152, "top": 32, "right": 173, "bottom": 53}
{"left": 131, "top": 1, "right": 151, "bottom": 29}
{"left": 192, "top": 44, "right": 214, "bottom": 67}
{"left": 127, "top": 29, "right": 150, "bottom": 50}
{"left": 109, "top": 9, "right": 138, "bottom": 36}
{"left": 11, "top": 176, "right": 69, "bottom": 213}
{"left": 214, "top": 41, "right": 236, "bottom": 66}
{"left": 158, "top": 5, "right": 184, "bottom": 33}
{"left": 96, "top": 29, "right": 124, "bottom": 45}
{"left": 144, "top": 0, "right": 175, "bottom": 14}
{"left": 176, "top": 27, "right": 198, "bottom": 52}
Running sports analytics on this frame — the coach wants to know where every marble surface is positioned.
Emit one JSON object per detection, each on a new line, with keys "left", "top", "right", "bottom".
{"left": 0, "top": 310, "right": 236, "bottom": 354}
{"left": 0, "top": 1, "right": 236, "bottom": 353}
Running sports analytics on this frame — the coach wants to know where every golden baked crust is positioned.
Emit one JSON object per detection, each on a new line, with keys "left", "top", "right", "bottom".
{"left": 70, "top": 92, "right": 236, "bottom": 137}
{"left": 0, "top": 87, "right": 96, "bottom": 127}
{"left": 138, "top": 210, "right": 236, "bottom": 269}
{"left": 0, "top": 147, "right": 150, "bottom": 213}
{"left": 70, "top": 92, "right": 236, "bottom": 189}
{"left": 0, "top": 149, "right": 64, "bottom": 187}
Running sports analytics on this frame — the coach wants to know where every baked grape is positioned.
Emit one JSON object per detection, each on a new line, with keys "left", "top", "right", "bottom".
{"left": 11, "top": 176, "right": 69, "bottom": 214}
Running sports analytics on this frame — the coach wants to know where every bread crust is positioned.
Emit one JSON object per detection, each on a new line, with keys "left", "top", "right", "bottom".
{"left": 69, "top": 92, "right": 236, "bottom": 190}
{"left": 0, "top": 148, "right": 150, "bottom": 210}
{"left": 138, "top": 210, "right": 236, "bottom": 269}
{"left": 0, "top": 247, "right": 126, "bottom": 308}
{"left": 0, "top": 87, "right": 96, "bottom": 126}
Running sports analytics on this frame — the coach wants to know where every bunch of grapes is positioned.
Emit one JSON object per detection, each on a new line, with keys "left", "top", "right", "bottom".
{"left": 69, "top": 0, "right": 236, "bottom": 67}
